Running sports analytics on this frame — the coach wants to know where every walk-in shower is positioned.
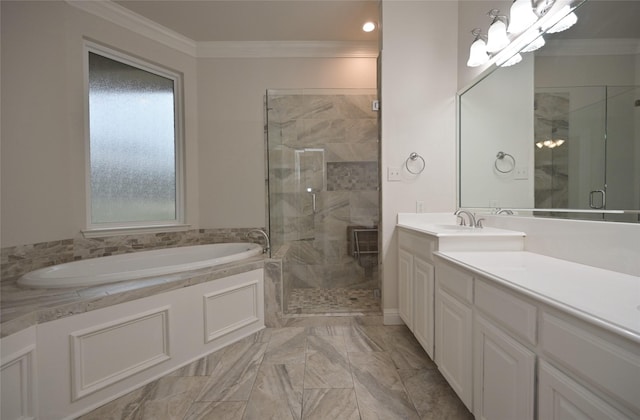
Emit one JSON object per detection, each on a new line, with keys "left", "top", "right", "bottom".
{"left": 265, "top": 89, "right": 380, "bottom": 314}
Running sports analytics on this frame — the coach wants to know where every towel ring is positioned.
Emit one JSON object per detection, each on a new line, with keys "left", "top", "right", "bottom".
{"left": 494, "top": 151, "right": 515, "bottom": 173}
{"left": 405, "top": 152, "right": 425, "bottom": 174}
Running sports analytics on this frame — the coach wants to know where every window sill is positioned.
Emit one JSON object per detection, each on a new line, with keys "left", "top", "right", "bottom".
{"left": 82, "top": 224, "right": 192, "bottom": 239}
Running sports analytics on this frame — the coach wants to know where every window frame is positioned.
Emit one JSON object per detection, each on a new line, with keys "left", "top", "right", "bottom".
{"left": 82, "top": 41, "right": 186, "bottom": 237}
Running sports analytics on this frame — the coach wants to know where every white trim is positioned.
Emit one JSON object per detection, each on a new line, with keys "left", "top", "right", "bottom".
{"left": 383, "top": 309, "right": 405, "bottom": 326}
{"left": 70, "top": 306, "right": 171, "bottom": 400}
{"left": 67, "top": 0, "right": 197, "bottom": 56}
{"left": 197, "top": 41, "right": 379, "bottom": 58}
{"left": 66, "top": 1, "right": 379, "bottom": 59}
{"left": 81, "top": 224, "right": 192, "bottom": 238}
{"left": 203, "top": 280, "right": 260, "bottom": 343}
{"left": 83, "top": 41, "right": 186, "bottom": 232}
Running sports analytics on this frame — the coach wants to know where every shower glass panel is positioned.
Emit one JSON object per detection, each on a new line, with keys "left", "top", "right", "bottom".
{"left": 534, "top": 85, "right": 639, "bottom": 222}
{"left": 266, "top": 89, "right": 380, "bottom": 315}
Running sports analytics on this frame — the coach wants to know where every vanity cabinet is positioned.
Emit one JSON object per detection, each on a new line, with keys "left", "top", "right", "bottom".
{"left": 398, "top": 228, "right": 436, "bottom": 358}
{"left": 435, "top": 261, "right": 474, "bottom": 411}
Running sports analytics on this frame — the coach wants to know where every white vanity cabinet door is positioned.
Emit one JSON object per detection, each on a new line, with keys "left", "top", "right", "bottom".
{"left": 538, "top": 360, "right": 630, "bottom": 420}
{"left": 473, "top": 314, "right": 535, "bottom": 420}
{"left": 398, "top": 248, "right": 414, "bottom": 331}
{"left": 413, "top": 256, "right": 435, "bottom": 359}
{"left": 435, "top": 286, "right": 473, "bottom": 411}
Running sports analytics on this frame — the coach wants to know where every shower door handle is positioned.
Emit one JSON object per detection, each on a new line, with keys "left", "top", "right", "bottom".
{"left": 311, "top": 193, "right": 316, "bottom": 213}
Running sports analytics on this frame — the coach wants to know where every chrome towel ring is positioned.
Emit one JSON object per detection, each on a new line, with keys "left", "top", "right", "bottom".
{"left": 494, "top": 151, "right": 515, "bottom": 173}
{"left": 405, "top": 152, "right": 425, "bottom": 174}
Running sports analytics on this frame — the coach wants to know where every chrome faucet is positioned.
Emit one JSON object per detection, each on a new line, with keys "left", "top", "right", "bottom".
{"left": 247, "top": 229, "right": 270, "bottom": 254}
{"left": 496, "top": 208, "right": 514, "bottom": 215}
{"left": 454, "top": 209, "right": 479, "bottom": 228}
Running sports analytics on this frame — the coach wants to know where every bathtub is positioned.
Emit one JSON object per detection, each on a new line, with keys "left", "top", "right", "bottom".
{"left": 17, "top": 242, "right": 263, "bottom": 288}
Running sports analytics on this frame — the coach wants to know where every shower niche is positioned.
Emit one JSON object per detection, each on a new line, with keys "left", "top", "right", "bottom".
{"left": 265, "top": 89, "right": 380, "bottom": 314}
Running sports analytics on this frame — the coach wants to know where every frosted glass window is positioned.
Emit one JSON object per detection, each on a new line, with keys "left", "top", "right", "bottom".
{"left": 88, "top": 51, "right": 180, "bottom": 225}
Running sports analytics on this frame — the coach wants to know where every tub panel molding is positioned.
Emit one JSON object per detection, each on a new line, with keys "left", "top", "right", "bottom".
{"left": 204, "top": 280, "right": 261, "bottom": 343}
{"left": 0, "top": 327, "right": 37, "bottom": 420}
{"left": 70, "top": 306, "right": 171, "bottom": 401}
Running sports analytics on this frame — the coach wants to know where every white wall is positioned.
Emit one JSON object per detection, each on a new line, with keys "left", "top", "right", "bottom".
{"left": 1, "top": 1, "right": 199, "bottom": 247}
{"left": 197, "top": 58, "right": 377, "bottom": 229}
{"left": 380, "top": 1, "right": 458, "bottom": 319}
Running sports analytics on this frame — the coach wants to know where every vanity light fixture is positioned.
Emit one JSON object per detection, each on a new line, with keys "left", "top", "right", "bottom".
{"left": 467, "top": 29, "right": 490, "bottom": 67}
{"left": 508, "top": 0, "right": 539, "bottom": 34}
{"left": 500, "top": 53, "right": 523, "bottom": 67}
{"left": 545, "top": 6, "right": 578, "bottom": 33}
{"left": 362, "top": 22, "right": 376, "bottom": 32}
{"left": 521, "top": 33, "right": 545, "bottom": 52}
{"left": 466, "top": 0, "right": 580, "bottom": 68}
{"left": 486, "top": 10, "right": 510, "bottom": 54}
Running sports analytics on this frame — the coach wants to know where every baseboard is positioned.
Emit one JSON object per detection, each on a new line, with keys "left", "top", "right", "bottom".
{"left": 383, "top": 309, "right": 405, "bottom": 326}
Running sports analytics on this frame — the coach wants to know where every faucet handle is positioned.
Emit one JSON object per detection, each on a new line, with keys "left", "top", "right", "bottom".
{"left": 475, "top": 218, "right": 485, "bottom": 228}
{"left": 456, "top": 215, "right": 466, "bottom": 226}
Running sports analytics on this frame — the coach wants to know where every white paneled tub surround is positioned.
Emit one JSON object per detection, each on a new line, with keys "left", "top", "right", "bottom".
{"left": 435, "top": 251, "right": 640, "bottom": 419}
{"left": 0, "top": 268, "right": 265, "bottom": 420}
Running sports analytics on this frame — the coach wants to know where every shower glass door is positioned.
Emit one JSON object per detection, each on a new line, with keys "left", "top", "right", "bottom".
{"left": 266, "top": 89, "right": 380, "bottom": 314}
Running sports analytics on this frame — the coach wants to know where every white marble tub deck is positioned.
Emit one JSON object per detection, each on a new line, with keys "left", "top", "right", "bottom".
{"left": 0, "top": 255, "right": 268, "bottom": 338}
{"left": 435, "top": 251, "right": 640, "bottom": 344}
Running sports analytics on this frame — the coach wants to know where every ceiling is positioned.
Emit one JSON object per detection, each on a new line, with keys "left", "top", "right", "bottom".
{"left": 114, "top": 0, "right": 380, "bottom": 42}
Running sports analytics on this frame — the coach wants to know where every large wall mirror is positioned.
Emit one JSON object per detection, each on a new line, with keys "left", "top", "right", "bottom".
{"left": 459, "top": 0, "right": 640, "bottom": 222}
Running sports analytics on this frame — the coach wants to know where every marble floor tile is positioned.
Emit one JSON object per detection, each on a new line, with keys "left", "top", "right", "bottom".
{"left": 195, "top": 340, "right": 267, "bottom": 402}
{"left": 81, "top": 315, "right": 471, "bottom": 420}
{"left": 244, "top": 363, "right": 305, "bottom": 420}
{"left": 183, "top": 401, "right": 246, "bottom": 420}
{"left": 399, "top": 368, "right": 474, "bottom": 420}
{"left": 304, "top": 336, "right": 352, "bottom": 389}
{"left": 349, "top": 351, "right": 420, "bottom": 420}
{"left": 302, "top": 389, "right": 360, "bottom": 420}
{"left": 343, "top": 324, "right": 387, "bottom": 352}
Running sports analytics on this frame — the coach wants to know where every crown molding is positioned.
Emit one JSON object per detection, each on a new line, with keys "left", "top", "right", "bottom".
{"left": 66, "top": 1, "right": 379, "bottom": 59}
{"left": 66, "top": 0, "right": 197, "bottom": 56}
{"left": 197, "top": 41, "right": 379, "bottom": 58}
{"left": 538, "top": 38, "right": 640, "bottom": 57}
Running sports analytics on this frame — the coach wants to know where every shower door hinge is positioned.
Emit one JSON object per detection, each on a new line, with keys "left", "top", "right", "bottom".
{"left": 372, "top": 100, "right": 380, "bottom": 111}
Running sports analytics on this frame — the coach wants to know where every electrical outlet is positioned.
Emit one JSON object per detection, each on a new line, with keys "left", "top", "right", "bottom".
{"left": 514, "top": 166, "right": 528, "bottom": 180}
{"left": 387, "top": 167, "right": 401, "bottom": 181}
{"left": 416, "top": 201, "right": 425, "bottom": 213}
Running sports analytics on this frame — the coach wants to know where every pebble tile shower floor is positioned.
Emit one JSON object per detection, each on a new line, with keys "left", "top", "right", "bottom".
{"left": 78, "top": 316, "right": 473, "bottom": 420}
{"left": 287, "top": 288, "right": 381, "bottom": 314}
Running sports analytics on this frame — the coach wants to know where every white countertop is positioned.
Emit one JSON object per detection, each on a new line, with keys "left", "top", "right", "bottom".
{"left": 435, "top": 251, "right": 640, "bottom": 343}
{"left": 396, "top": 212, "right": 526, "bottom": 238}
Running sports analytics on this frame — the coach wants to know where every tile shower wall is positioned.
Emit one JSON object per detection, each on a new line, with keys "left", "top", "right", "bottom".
{"left": 0, "top": 228, "right": 267, "bottom": 281}
{"left": 266, "top": 91, "right": 380, "bottom": 311}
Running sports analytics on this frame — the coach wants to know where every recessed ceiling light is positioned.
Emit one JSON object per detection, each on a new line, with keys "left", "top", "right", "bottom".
{"left": 362, "top": 22, "right": 376, "bottom": 32}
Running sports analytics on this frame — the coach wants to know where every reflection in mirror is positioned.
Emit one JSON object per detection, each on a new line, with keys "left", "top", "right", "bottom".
{"left": 459, "top": 0, "right": 640, "bottom": 223}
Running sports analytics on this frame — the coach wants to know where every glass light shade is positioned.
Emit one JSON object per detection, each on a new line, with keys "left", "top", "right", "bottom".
{"left": 486, "top": 20, "right": 510, "bottom": 53}
{"left": 508, "top": 0, "right": 538, "bottom": 34}
{"left": 500, "top": 53, "right": 523, "bottom": 67}
{"left": 467, "top": 38, "right": 489, "bottom": 67}
{"left": 547, "top": 7, "right": 578, "bottom": 33}
{"left": 521, "top": 35, "right": 545, "bottom": 52}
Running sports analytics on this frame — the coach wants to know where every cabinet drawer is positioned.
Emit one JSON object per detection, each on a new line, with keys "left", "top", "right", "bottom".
{"left": 398, "top": 229, "right": 436, "bottom": 262}
{"left": 541, "top": 311, "right": 640, "bottom": 415}
{"left": 435, "top": 262, "right": 473, "bottom": 304}
{"left": 475, "top": 279, "right": 537, "bottom": 346}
